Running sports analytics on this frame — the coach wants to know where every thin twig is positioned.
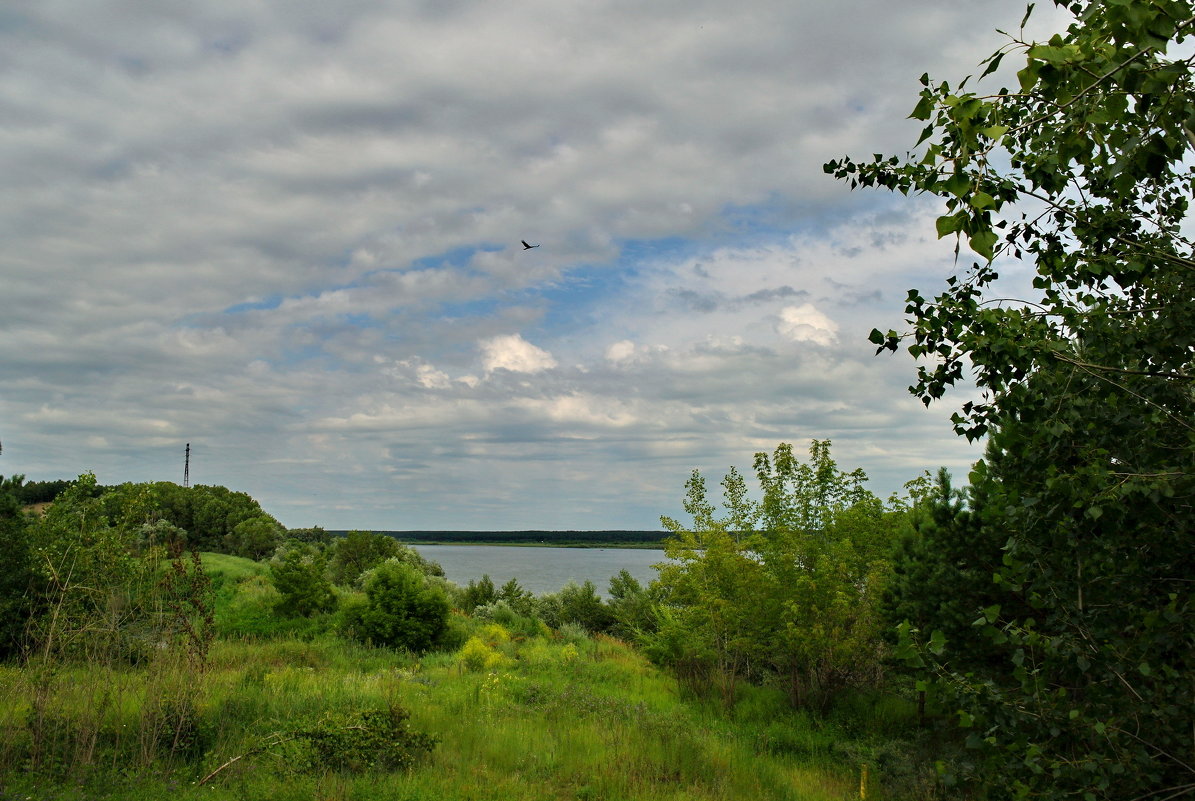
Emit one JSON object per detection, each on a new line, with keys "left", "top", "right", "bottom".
{"left": 198, "top": 732, "right": 301, "bottom": 786}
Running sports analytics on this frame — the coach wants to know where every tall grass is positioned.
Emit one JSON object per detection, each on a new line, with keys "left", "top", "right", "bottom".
{"left": 0, "top": 555, "right": 927, "bottom": 800}
{"left": 1, "top": 626, "right": 872, "bottom": 800}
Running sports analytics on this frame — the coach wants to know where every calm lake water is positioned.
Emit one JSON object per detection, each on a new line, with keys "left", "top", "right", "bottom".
{"left": 411, "top": 545, "right": 667, "bottom": 597}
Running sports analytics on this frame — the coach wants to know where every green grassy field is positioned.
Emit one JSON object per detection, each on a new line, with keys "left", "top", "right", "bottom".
{"left": 0, "top": 639, "right": 874, "bottom": 800}
{"left": 0, "top": 553, "right": 925, "bottom": 801}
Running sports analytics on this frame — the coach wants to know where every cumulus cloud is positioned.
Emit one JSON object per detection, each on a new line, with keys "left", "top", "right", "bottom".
{"left": 777, "top": 303, "right": 840, "bottom": 346}
{"left": 604, "top": 340, "right": 673, "bottom": 369}
{"left": 480, "top": 334, "right": 558, "bottom": 374}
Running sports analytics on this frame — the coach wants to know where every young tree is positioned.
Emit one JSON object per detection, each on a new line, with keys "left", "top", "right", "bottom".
{"left": 329, "top": 530, "right": 401, "bottom": 586}
{"left": 341, "top": 561, "right": 450, "bottom": 652}
{"left": 828, "top": 2, "right": 1195, "bottom": 797}
{"left": 270, "top": 543, "right": 337, "bottom": 617}
{"left": 23, "top": 474, "right": 162, "bottom": 663}
{"left": 606, "top": 569, "right": 656, "bottom": 640}
{"left": 497, "top": 577, "right": 536, "bottom": 617}
{"left": 650, "top": 442, "right": 907, "bottom": 709}
{"left": 460, "top": 574, "right": 498, "bottom": 613}
{"left": 881, "top": 465, "right": 1015, "bottom": 676}
{"left": 329, "top": 531, "right": 442, "bottom": 586}
{"left": 224, "top": 515, "right": 284, "bottom": 561}
{"left": 557, "top": 580, "right": 614, "bottom": 634}
{"left": 0, "top": 475, "right": 34, "bottom": 659}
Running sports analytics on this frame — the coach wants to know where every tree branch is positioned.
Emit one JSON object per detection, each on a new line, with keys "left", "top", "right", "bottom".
{"left": 1050, "top": 351, "right": 1194, "bottom": 382}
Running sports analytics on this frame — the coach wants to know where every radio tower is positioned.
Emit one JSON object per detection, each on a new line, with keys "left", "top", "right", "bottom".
{"left": 183, "top": 443, "right": 190, "bottom": 488}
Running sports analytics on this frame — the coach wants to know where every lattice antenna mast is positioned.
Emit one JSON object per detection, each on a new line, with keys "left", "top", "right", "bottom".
{"left": 183, "top": 443, "right": 190, "bottom": 488}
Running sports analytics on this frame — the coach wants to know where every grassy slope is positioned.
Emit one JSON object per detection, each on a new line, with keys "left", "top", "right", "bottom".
{"left": 198, "top": 551, "right": 267, "bottom": 582}
{"left": 0, "top": 637, "right": 863, "bottom": 801}
{"left": 0, "top": 555, "right": 884, "bottom": 801}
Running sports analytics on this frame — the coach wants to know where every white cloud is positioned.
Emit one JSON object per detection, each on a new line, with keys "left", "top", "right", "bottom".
{"left": 777, "top": 303, "right": 840, "bottom": 346}
{"left": 0, "top": 0, "right": 1067, "bottom": 527}
{"left": 480, "top": 334, "right": 558, "bottom": 375}
{"left": 605, "top": 340, "right": 670, "bottom": 365}
{"left": 416, "top": 364, "right": 452, "bottom": 390}
{"left": 606, "top": 340, "right": 637, "bottom": 363}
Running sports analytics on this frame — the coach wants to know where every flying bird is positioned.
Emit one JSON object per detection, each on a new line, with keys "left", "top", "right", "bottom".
{"left": 521, "top": 240, "right": 540, "bottom": 250}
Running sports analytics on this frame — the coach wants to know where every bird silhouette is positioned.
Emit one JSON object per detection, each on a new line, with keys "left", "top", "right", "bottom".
{"left": 521, "top": 240, "right": 540, "bottom": 250}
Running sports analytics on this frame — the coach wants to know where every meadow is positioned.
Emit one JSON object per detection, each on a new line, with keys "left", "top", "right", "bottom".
{"left": 0, "top": 552, "right": 920, "bottom": 801}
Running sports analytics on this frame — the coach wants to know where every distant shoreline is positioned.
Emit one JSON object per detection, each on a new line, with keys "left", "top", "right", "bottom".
{"left": 327, "top": 530, "right": 669, "bottom": 549}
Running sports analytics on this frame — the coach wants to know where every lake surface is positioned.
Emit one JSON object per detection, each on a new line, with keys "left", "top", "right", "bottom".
{"left": 412, "top": 544, "right": 667, "bottom": 596}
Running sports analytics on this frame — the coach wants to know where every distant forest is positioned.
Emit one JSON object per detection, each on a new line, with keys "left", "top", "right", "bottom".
{"left": 11, "top": 479, "right": 666, "bottom": 548}
{"left": 334, "top": 530, "right": 668, "bottom": 547}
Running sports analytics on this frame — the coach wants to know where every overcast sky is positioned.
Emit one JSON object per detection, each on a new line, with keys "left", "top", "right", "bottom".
{"left": 1, "top": 1, "right": 1066, "bottom": 530}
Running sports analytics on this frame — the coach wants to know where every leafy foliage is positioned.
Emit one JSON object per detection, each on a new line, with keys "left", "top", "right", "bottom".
{"left": 649, "top": 442, "right": 908, "bottom": 710}
{"left": 606, "top": 569, "right": 657, "bottom": 640}
{"left": 224, "top": 515, "right": 284, "bottom": 560}
{"left": 341, "top": 560, "right": 451, "bottom": 652}
{"left": 827, "top": 2, "right": 1195, "bottom": 442}
{"left": 98, "top": 481, "right": 280, "bottom": 553}
{"left": 457, "top": 635, "right": 513, "bottom": 672}
{"left": 296, "top": 704, "right": 437, "bottom": 773}
{"left": 460, "top": 573, "right": 499, "bottom": 613}
{"left": 24, "top": 473, "right": 163, "bottom": 664}
{"left": 881, "top": 465, "right": 1016, "bottom": 676}
{"left": 158, "top": 546, "right": 216, "bottom": 668}
{"left": 829, "top": 2, "right": 1195, "bottom": 798}
{"left": 329, "top": 530, "right": 442, "bottom": 586}
{"left": 557, "top": 580, "right": 615, "bottom": 634}
{"left": 0, "top": 475, "right": 34, "bottom": 659}
{"left": 269, "top": 542, "right": 337, "bottom": 617}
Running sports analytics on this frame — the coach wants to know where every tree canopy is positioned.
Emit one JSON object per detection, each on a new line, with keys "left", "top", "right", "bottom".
{"left": 828, "top": 2, "right": 1194, "bottom": 798}
{"left": 648, "top": 441, "right": 911, "bottom": 710}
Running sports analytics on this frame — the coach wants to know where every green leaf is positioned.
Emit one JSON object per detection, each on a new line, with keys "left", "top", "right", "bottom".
{"left": 968, "top": 229, "right": 998, "bottom": 260}
{"left": 936, "top": 213, "right": 966, "bottom": 238}
{"left": 942, "top": 172, "right": 971, "bottom": 198}
{"left": 980, "top": 51, "right": 1006, "bottom": 79}
{"left": 910, "top": 94, "right": 934, "bottom": 121}
{"left": 1017, "top": 61, "right": 1040, "bottom": 93}
{"left": 1027, "top": 44, "right": 1069, "bottom": 64}
{"left": 928, "top": 629, "right": 947, "bottom": 656}
{"left": 970, "top": 191, "right": 996, "bottom": 210}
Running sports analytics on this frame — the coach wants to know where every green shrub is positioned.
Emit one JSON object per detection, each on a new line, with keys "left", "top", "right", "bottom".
{"left": 456, "top": 637, "right": 511, "bottom": 672}
{"left": 297, "top": 704, "right": 437, "bottom": 773}
{"left": 341, "top": 561, "right": 450, "bottom": 652}
{"left": 558, "top": 580, "right": 614, "bottom": 633}
{"left": 269, "top": 544, "right": 336, "bottom": 617}
{"left": 224, "top": 515, "right": 284, "bottom": 560}
{"left": 329, "top": 532, "right": 442, "bottom": 587}
{"left": 556, "top": 621, "right": 589, "bottom": 646}
{"left": 0, "top": 475, "right": 34, "bottom": 659}
{"left": 473, "top": 601, "right": 549, "bottom": 640}
{"left": 460, "top": 574, "right": 498, "bottom": 613}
